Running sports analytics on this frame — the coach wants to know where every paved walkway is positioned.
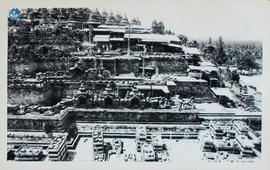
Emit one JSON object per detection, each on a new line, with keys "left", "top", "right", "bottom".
{"left": 73, "top": 137, "right": 93, "bottom": 161}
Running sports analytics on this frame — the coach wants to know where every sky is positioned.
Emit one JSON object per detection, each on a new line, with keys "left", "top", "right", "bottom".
{"left": 81, "top": 0, "right": 269, "bottom": 41}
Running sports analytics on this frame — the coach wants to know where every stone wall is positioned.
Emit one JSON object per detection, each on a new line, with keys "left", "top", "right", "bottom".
{"left": 7, "top": 118, "right": 67, "bottom": 132}
{"left": 145, "top": 58, "right": 188, "bottom": 74}
{"left": 7, "top": 110, "right": 71, "bottom": 132}
{"left": 8, "top": 60, "right": 69, "bottom": 75}
{"left": 7, "top": 109, "right": 198, "bottom": 131}
{"left": 116, "top": 59, "right": 141, "bottom": 75}
{"left": 175, "top": 81, "right": 212, "bottom": 98}
{"left": 8, "top": 89, "right": 44, "bottom": 105}
{"left": 8, "top": 57, "right": 188, "bottom": 76}
{"left": 70, "top": 110, "right": 199, "bottom": 123}
{"left": 80, "top": 57, "right": 188, "bottom": 75}
{"left": 8, "top": 83, "right": 66, "bottom": 106}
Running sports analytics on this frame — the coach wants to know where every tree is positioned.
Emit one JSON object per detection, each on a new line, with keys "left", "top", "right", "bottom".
{"left": 115, "top": 14, "right": 122, "bottom": 24}
{"left": 101, "top": 11, "right": 108, "bottom": 18}
{"left": 94, "top": 8, "right": 101, "bottom": 17}
{"left": 208, "top": 37, "right": 213, "bottom": 45}
{"left": 131, "top": 18, "right": 141, "bottom": 25}
{"left": 199, "top": 41, "right": 206, "bottom": 50}
{"left": 40, "top": 8, "right": 50, "bottom": 20}
{"left": 44, "top": 122, "right": 53, "bottom": 137}
{"left": 151, "top": 20, "right": 158, "bottom": 33}
{"left": 165, "top": 30, "right": 174, "bottom": 35}
{"left": 188, "top": 40, "right": 199, "bottom": 48}
{"left": 238, "top": 55, "right": 259, "bottom": 73}
{"left": 157, "top": 21, "right": 165, "bottom": 34}
{"left": 203, "top": 37, "right": 216, "bottom": 57}
{"left": 214, "top": 36, "right": 228, "bottom": 65}
{"left": 81, "top": 8, "right": 91, "bottom": 22}
{"left": 151, "top": 20, "right": 165, "bottom": 34}
{"left": 178, "top": 34, "right": 188, "bottom": 45}
{"left": 203, "top": 44, "right": 216, "bottom": 62}
{"left": 50, "top": 8, "right": 60, "bottom": 20}
{"left": 67, "top": 124, "right": 78, "bottom": 140}
{"left": 135, "top": 19, "right": 141, "bottom": 25}
{"left": 231, "top": 70, "right": 240, "bottom": 83}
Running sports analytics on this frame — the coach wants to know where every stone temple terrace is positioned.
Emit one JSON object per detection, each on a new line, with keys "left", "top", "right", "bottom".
{"left": 7, "top": 8, "right": 262, "bottom": 162}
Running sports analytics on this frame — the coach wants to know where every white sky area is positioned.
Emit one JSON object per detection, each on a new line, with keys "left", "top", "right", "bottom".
{"left": 81, "top": 0, "right": 268, "bottom": 41}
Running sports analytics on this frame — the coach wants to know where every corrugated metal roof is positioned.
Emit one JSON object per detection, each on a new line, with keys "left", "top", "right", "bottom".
{"left": 94, "top": 28, "right": 125, "bottom": 33}
{"left": 93, "top": 35, "right": 110, "bottom": 42}
{"left": 98, "top": 25, "right": 126, "bottom": 29}
{"left": 168, "top": 43, "right": 182, "bottom": 48}
{"left": 136, "top": 85, "right": 170, "bottom": 93}
{"left": 182, "top": 46, "right": 202, "bottom": 55}
{"left": 211, "top": 87, "right": 234, "bottom": 99}
{"left": 124, "top": 33, "right": 180, "bottom": 43}
{"left": 109, "top": 37, "right": 124, "bottom": 41}
{"left": 166, "top": 81, "right": 177, "bottom": 86}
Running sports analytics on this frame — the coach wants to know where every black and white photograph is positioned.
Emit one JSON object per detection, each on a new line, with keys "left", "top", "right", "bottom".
{"left": 2, "top": 0, "right": 270, "bottom": 169}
